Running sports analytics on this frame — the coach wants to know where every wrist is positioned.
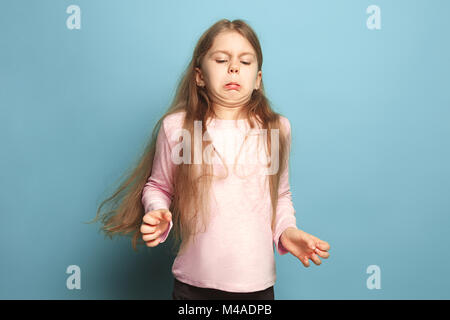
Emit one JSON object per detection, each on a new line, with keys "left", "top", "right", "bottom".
{"left": 281, "top": 226, "right": 298, "bottom": 243}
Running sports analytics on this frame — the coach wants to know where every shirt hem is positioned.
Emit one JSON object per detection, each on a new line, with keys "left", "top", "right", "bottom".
{"left": 173, "top": 274, "right": 276, "bottom": 293}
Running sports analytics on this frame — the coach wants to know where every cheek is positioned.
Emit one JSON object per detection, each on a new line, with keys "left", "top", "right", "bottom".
{"left": 244, "top": 73, "right": 258, "bottom": 87}
{"left": 205, "top": 66, "right": 222, "bottom": 82}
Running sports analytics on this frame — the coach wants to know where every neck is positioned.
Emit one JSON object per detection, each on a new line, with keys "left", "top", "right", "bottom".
{"left": 213, "top": 103, "right": 245, "bottom": 120}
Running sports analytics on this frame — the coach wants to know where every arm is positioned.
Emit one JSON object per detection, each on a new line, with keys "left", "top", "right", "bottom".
{"left": 141, "top": 119, "right": 175, "bottom": 243}
{"left": 273, "top": 117, "right": 298, "bottom": 255}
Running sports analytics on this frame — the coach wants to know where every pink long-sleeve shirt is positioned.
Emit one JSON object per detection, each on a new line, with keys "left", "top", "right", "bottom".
{"left": 141, "top": 111, "right": 297, "bottom": 293}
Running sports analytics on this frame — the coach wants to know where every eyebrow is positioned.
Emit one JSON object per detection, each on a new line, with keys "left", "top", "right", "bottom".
{"left": 209, "top": 50, "right": 255, "bottom": 58}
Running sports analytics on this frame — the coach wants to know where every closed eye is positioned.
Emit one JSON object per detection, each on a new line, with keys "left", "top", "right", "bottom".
{"left": 216, "top": 60, "right": 251, "bottom": 65}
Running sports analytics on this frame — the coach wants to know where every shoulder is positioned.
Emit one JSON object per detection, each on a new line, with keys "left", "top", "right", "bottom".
{"left": 161, "top": 110, "right": 187, "bottom": 134}
{"left": 278, "top": 115, "right": 291, "bottom": 128}
{"left": 277, "top": 114, "right": 291, "bottom": 137}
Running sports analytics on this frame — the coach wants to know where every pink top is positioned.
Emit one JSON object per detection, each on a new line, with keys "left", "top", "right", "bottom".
{"left": 141, "top": 111, "right": 297, "bottom": 293}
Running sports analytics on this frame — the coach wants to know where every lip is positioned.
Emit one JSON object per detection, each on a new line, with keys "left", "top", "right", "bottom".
{"left": 225, "top": 82, "right": 240, "bottom": 90}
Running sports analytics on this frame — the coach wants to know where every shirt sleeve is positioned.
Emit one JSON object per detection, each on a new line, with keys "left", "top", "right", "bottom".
{"left": 273, "top": 117, "right": 298, "bottom": 255}
{"left": 141, "top": 118, "right": 175, "bottom": 243}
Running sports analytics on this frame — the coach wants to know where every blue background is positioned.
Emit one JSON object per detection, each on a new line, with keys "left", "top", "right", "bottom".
{"left": 1, "top": 0, "right": 449, "bottom": 299}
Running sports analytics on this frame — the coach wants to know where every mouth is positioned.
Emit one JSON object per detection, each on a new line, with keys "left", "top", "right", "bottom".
{"left": 225, "top": 82, "right": 240, "bottom": 90}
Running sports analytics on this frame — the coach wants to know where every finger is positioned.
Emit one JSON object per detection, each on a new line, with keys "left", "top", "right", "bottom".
{"left": 143, "top": 214, "right": 160, "bottom": 226}
{"left": 146, "top": 237, "right": 161, "bottom": 247}
{"left": 299, "top": 256, "right": 310, "bottom": 268}
{"left": 314, "top": 248, "right": 330, "bottom": 259}
{"left": 304, "top": 256, "right": 310, "bottom": 267}
{"left": 150, "top": 209, "right": 170, "bottom": 223}
{"left": 316, "top": 240, "right": 330, "bottom": 251}
{"left": 143, "top": 209, "right": 169, "bottom": 225}
{"left": 310, "top": 253, "right": 322, "bottom": 266}
{"left": 140, "top": 223, "right": 157, "bottom": 234}
{"left": 142, "top": 230, "right": 161, "bottom": 242}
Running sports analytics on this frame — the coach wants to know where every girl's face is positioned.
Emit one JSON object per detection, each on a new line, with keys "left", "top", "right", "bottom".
{"left": 195, "top": 31, "right": 262, "bottom": 110}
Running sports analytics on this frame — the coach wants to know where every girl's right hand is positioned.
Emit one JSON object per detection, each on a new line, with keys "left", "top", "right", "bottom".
{"left": 140, "top": 209, "right": 172, "bottom": 247}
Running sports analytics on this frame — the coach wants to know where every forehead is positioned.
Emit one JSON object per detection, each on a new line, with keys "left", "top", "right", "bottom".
{"left": 208, "top": 31, "right": 256, "bottom": 57}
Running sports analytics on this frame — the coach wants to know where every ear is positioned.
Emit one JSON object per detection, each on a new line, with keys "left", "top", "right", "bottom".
{"left": 255, "top": 70, "right": 262, "bottom": 90}
{"left": 195, "top": 67, "right": 205, "bottom": 87}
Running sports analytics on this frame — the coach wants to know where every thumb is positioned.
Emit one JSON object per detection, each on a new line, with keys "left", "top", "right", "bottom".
{"left": 163, "top": 210, "right": 172, "bottom": 222}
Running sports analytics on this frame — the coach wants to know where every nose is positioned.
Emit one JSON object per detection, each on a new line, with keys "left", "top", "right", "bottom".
{"left": 229, "top": 63, "right": 239, "bottom": 74}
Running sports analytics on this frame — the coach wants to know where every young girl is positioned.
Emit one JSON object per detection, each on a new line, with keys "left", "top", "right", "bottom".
{"left": 92, "top": 18, "right": 330, "bottom": 300}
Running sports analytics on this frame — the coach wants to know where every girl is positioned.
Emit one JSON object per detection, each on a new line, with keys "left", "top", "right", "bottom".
{"left": 91, "top": 18, "right": 330, "bottom": 300}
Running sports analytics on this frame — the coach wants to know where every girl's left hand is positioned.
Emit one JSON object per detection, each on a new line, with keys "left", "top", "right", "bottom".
{"left": 280, "top": 227, "right": 331, "bottom": 267}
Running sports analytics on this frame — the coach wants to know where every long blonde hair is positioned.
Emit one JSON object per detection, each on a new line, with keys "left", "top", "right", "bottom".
{"left": 88, "top": 18, "right": 291, "bottom": 255}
